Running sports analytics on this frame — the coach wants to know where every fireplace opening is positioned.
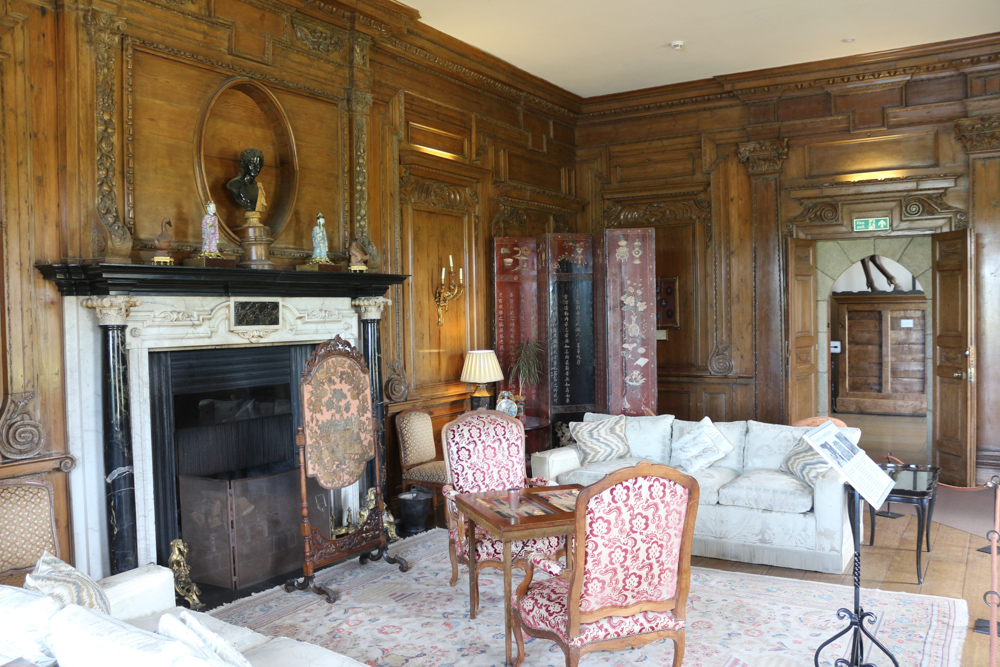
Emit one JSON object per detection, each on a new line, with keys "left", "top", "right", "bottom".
{"left": 150, "top": 344, "right": 315, "bottom": 587}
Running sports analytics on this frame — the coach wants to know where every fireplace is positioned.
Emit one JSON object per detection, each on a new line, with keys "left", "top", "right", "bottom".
{"left": 41, "top": 263, "right": 406, "bottom": 579}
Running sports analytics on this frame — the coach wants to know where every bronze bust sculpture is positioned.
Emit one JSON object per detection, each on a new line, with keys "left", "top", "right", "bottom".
{"left": 226, "top": 148, "right": 266, "bottom": 212}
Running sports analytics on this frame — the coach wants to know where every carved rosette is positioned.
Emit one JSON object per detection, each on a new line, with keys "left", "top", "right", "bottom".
{"left": 737, "top": 139, "right": 789, "bottom": 176}
{"left": 83, "top": 295, "right": 141, "bottom": 326}
{"left": 492, "top": 203, "right": 527, "bottom": 236}
{"left": 955, "top": 114, "right": 1000, "bottom": 154}
{"left": 383, "top": 361, "right": 409, "bottom": 403}
{"left": 352, "top": 296, "right": 391, "bottom": 321}
{"left": 84, "top": 10, "right": 131, "bottom": 261}
{"left": 0, "top": 392, "right": 45, "bottom": 460}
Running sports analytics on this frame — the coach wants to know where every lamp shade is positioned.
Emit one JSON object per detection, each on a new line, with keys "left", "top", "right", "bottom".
{"left": 460, "top": 350, "right": 504, "bottom": 384}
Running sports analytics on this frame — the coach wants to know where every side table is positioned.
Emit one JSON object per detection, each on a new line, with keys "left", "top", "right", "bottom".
{"left": 867, "top": 463, "right": 940, "bottom": 584}
{"left": 520, "top": 416, "right": 551, "bottom": 460}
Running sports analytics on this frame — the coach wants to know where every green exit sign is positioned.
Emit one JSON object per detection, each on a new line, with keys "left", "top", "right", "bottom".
{"left": 853, "top": 217, "right": 890, "bottom": 232}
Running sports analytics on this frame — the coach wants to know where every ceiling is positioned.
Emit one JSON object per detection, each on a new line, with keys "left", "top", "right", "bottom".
{"left": 401, "top": 0, "right": 1000, "bottom": 98}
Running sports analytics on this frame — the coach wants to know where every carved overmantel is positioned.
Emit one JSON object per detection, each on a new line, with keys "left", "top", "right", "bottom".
{"left": 786, "top": 174, "right": 968, "bottom": 239}
{"left": 955, "top": 114, "right": 1000, "bottom": 154}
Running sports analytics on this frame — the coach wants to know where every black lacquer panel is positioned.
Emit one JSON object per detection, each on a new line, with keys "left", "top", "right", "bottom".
{"left": 233, "top": 301, "right": 280, "bottom": 327}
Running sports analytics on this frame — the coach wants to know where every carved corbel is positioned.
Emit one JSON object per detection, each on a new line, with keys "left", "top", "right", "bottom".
{"left": 84, "top": 10, "right": 132, "bottom": 262}
{"left": 0, "top": 392, "right": 45, "bottom": 460}
{"left": 83, "top": 295, "right": 141, "bottom": 326}
{"left": 383, "top": 361, "right": 409, "bottom": 403}
{"left": 955, "top": 114, "right": 1000, "bottom": 154}
{"left": 492, "top": 203, "right": 527, "bottom": 236}
{"left": 737, "top": 139, "right": 789, "bottom": 177}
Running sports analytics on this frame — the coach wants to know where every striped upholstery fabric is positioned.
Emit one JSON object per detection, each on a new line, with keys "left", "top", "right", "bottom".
{"left": 24, "top": 552, "right": 111, "bottom": 614}
{"left": 569, "top": 416, "right": 629, "bottom": 465}
{"left": 779, "top": 438, "right": 832, "bottom": 488}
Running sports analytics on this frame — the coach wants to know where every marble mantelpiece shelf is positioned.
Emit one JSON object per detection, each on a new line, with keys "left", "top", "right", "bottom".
{"left": 36, "top": 263, "right": 408, "bottom": 298}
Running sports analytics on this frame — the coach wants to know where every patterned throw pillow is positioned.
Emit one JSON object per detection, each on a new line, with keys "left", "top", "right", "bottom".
{"left": 569, "top": 416, "right": 629, "bottom": 465}
{"left": 669, "top": 416, "right": 734, "bottom": 473}
{"left": 780, "top": 437, "right": 833, "bottom": 488}
{"left": 24, "top": 552, "right": 111, "bottom": 615}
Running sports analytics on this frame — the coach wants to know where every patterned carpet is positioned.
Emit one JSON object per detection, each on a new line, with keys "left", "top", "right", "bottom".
{"left": 210, "top": 529, "right": 967, "bottom": 667}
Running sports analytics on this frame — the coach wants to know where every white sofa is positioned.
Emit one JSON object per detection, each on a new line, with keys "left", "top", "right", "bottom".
{"left": 532, "top": 415, "right": 860, "bottom": 574}
{"left": 0, "top": 564, "right": 364, "bottom": 666}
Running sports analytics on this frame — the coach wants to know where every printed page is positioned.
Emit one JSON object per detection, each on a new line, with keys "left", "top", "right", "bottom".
{"left": 803, "top": 421, "right": 895, "bottom": 507}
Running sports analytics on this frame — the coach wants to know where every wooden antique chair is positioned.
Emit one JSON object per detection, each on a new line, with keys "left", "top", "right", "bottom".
{"left": 395, "top": 409, "right": 446, "bottom": 515}
{"left": 0, "top": 477, "right": 59, "bottom": 586}
{"left": 284, "top": 336, "right": 408, "bottom": 603}
{"left": 441, "top": 409, "right": 563, "bottom": 615}
{"left": 512, "top": 461, "right": 700, "bottom": 667}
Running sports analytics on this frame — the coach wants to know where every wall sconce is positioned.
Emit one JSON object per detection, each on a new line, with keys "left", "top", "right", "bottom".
{"left": 434, "top": 254, "right": 464, "bottom": 326}
{"left": 460, "top": 350, "right": 504, "bottom": 410}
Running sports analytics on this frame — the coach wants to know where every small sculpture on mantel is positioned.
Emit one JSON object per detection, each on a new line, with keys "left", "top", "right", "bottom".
{"left": 152, "top": 218, "right": 174, "bottom": 265}
{"left": 199, "top": 201, "right": 223, "bottom": 258}
{"left": 310, "top": 213, "right": 332, "bottom": 264}
{"left": 226, "top": 148, "right": 267, "bottom": 217}
{"left": 349, "top": 238, "right": 369, "bottom": 273}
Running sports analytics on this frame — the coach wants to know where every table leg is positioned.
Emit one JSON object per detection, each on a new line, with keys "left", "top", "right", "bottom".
{"left": 468, "top": 519, "right": 479, "bottom": 619}
{"left": 925, "top": 492, "right": 937, "bottom": 553}
{"left": 868, "top": 502, "right": 876, "bottom": 546}
{"left": 504, "top": 540, "right": 513, "bottom": 667}
{"left": 915, "top": 502, "right": 925, "bottom": 585}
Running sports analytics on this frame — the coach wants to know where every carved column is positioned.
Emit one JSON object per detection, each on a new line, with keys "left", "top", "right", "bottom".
{"left": 84, "top": 296, "right": 140, "bottom": 574}
{"left": 349, "top": 31, "right": 381, "bottom": 269}
{"left": 955, "top": 114, "right": 1000, "bottom": 482}
{"left": 353, "top": 296, "right": 391, "bottom": 498}
{"left": 738, "top": 138, "right": 788, "bottom": 424}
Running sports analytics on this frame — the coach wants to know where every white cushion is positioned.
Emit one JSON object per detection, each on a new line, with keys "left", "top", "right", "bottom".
{"left": 555, "top": 457, "right": 647, "bottom": 486}
{"left": 242, "top": 636, "right": 367, "bottom": 666}
{"left": 49, "top": 604, "right": 214, "bottom": 667}
{"left": 0, "top": 584, "right": 64, "bottom": 666}
{"left": 130, "top": 609, "right": 268, "bottom": 655}
{"left": 669, "top": 416, "right": 734, "bottom": 473}
{"left": 569, "top": 416, "right": 630, "bottom": 465}
{"left": 157, "top": 614, "right": 229, "bottom": 665}
{"left": 24, "top": 552, "right": 111, "bottom": 615}
{"left": 717, "top": 470, "right": 814, "bottom": 513}
{"left": 158, "top": 612, "right": 252, "bottom": 666}
{"left": 687, "top": 466, "right": 740, "bottom": 505}
{"left": 100, "top": 563, "right": 176, "bottom": 621}
{"left": 583, "top": 412, "right": 674, "bottom": 464}
{"left": 744, "top": 421, "right": 861, "bottom": 471}
{"left": 672, "top": 419, "right": 747, "bottom": 472}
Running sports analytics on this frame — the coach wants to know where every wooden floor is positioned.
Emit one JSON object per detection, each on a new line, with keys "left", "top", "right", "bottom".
{"left": 693, "top": 513, "right": 994, "bottom": 665}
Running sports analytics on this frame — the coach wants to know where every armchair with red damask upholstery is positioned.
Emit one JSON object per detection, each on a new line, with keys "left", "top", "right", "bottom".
{"left": 511, "top": 461, "right": 699, "bottom": 667}
{"left": 441, "top": 409, "right": 561, "bottom": 616}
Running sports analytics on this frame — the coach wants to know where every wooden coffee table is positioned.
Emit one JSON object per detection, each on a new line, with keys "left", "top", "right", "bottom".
{"left": 455, "top": 484, "right": 581, "bottom": 666}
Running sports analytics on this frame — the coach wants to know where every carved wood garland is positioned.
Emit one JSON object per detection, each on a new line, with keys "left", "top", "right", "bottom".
{"left": 399, "top": 168, "right": 478, "bottom": 211}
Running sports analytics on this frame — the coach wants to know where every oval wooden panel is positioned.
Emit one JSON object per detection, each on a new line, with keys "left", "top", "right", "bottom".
{"left": 197, "top": 79, "right": 298, "bottom": 243}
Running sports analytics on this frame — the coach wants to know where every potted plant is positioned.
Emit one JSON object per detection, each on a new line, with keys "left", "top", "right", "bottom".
{"left": 508, "top": 339, "right": 544, "bottom": 419}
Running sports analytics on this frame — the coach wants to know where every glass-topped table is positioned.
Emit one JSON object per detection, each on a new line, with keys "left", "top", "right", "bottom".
{"left": 867, "top": 463, "right": 941, "bottom": 584}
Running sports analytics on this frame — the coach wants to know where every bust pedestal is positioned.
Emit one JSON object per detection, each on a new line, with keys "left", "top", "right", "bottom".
{"left": 234, "top": 211, "right": 275, "bottom": 270}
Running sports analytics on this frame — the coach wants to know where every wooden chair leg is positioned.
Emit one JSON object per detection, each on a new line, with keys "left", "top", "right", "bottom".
{"left": 671, "top": 633, "right": 685, "bottom": 667}
{"left": 512, "top": 609, "right": 526, "bottom": 666}
{"left": 448, "top": 538, "right": 459, "bottom": 586}
{"left": 566, "top": 646, "right": 580, "bottom": 667}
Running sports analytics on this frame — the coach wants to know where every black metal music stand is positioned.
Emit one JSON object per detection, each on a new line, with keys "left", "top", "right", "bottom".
{"left": 814, "top": 485, "right": 899, "bottom": 667}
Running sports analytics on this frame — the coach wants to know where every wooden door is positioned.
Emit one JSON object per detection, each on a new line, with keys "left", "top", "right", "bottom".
{"left": 932, "top": 229, "right": 976, "bottom": 486}
{"left": 786, "top": 238, "right": 817, "bottom": 424}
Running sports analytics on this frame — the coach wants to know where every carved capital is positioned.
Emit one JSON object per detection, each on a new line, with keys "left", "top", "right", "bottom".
{"left": 955, "top": 114, "right": 1000, "bottom": 154}
{"left": 737, "top": 139, "right": 788, "bottom": 176}
{"left": 350, "top": 89, "right": 373, "bottom": 115}
{"left": 352, "top": 296, "right": 392, "bottom": 321}
{"left": 83, "top": 296, "right": 141, "bottom": 326}
{"left": 0, "top": 392, "right": 45, "bottom": 460}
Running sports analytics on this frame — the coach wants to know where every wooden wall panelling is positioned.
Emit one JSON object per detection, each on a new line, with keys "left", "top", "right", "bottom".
{"left": 657, "top": 377, "right": 754, "bottom": 422}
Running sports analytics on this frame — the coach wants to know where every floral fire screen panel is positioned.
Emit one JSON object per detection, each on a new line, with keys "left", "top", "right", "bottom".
{"left": 494, "top": 237, "right": 543, "bottom": 414}
{"left": 540, "top": 234, "right": 597, "bottom": 415}
{"left": 302, "top": 349, "right": 375, "bottom": 490}
{"left": 603, "top": 228, "right": 657, "bottom": 415}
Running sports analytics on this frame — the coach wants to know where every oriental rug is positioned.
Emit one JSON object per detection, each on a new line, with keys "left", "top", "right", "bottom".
{"left": 210, "top": 529, "right": 967, "bottom": 667}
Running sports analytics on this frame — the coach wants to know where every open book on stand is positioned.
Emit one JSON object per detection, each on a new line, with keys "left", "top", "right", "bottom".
{"left": 803, "top": 421, "right": 895, "bottom": 508}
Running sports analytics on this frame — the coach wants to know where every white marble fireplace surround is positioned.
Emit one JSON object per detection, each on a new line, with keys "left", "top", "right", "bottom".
{"left": 62, "top": 294, "right": 360, "bottom": 579}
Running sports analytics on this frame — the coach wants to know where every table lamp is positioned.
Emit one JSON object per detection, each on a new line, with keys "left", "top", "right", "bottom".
{"left": 461, "top": 350, "right": 504, "bottom": 410}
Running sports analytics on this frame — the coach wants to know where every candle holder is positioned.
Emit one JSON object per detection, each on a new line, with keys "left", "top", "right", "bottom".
{"left": 434, "top": 256, "right": 465, "bottom": 326}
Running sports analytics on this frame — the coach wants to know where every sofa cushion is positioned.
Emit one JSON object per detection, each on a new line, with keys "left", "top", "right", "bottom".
{"left": 242, "top": 636, "right": 367, "bottom": 666}
{"left": 669, "top": 417, "right": 734, "bottom": 473}
{"left": 0, "top": 584, "right": 64, "bottom": 666}
{"left": 49, "top": 604, "right": 215, "bottom": 666}
{"left": 131, "top": 609, "right": 269, "bottom": 655}
{"left": 24, "top": 552, "right": 111, "bottom": 615}
{"left": 583, "top": 412, "right": 674, "bottom": 464}
{"left": 569, "top": 416, "right": 629, "bottom": 465}
{"left": 687, "top": 466, "right": 740, "bottom": 505}
{"left": 159, "top": 612, "right": 252, "bottom": 667}
{"left": 779, "top": 438, "right": 832, "bottom": 488}
{"left": 744, "top": 421, "right": 862, "bottom": 471}
{"left": 717, "top": 470, "right": 814, "bottom": 513}
{"left": 693, "top": 503, "right": 817, "bottom": 550}
{"left": 556, "top": 457, "right": 647, "bottom": 487}
{"left": 672, "top": 419, "right": 747, "bottom": 472}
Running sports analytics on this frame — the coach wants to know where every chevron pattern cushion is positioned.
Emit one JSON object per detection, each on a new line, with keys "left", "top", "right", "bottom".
{"left": 779, "top": 437, "right": 832, "bottom": 488}
{"left": 24, "top": 552, "right": 111, "bottom": 614}
{"left": 569, "top": 416, "right": 629, "bottom": 465}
